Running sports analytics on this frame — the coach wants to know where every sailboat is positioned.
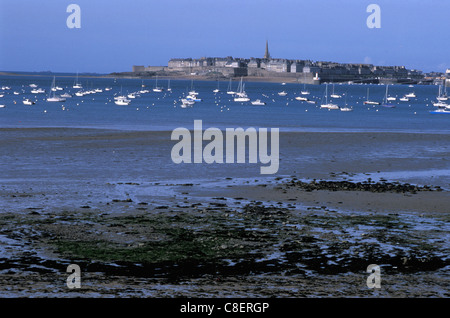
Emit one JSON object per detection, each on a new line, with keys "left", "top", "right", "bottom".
{"left": 330, "top": 84, "right": 342, "bottom": 99}
{"left": 381, "top": 85, "right": 396, "bottom": 108}
{"left": 47, "top": 77, "right": 66, "bottom": 102}
{"left": 340, "top": 91, "right": 353, "bottom": 111}
{"left": 320, "top": 84, "right": 339, "bottom": 109}
{"left": 153, "top": 76, "right": 164, "bottom": 92}
{"left": 73, "top": 72, "right": 82, "bottom": 89}
{"left": 296, "top": 78, "right": 309, "bottom": 100}
{"left": 114, "top": 85, "right": 127, "bottom": 100}
{"left": 213, "top": 78, "right": 220, "bottom": 93}
{"left": 234, "top": 77, "right": 250, "bottom": 102}
{"left": 363, "top": 88, "right": 380, "bottom": 105}
{"left": 226, "top": 78, "right": 235, "bottom": 95}
{"left": 437, "top": 85, "right": 448, "bottom": 101}
{"left": 167, "top": 79, "right": 172, "bottom": 92}
{"left": 189, "top": 79, "right": 198, "bottom": 95}
{"left": 300, "top": 75, "right": 310, "bottom": 95}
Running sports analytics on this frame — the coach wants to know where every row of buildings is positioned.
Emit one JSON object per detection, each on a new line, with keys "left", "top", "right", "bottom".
{"left": 132, "top": 42, "right": 448, "bottom": 85}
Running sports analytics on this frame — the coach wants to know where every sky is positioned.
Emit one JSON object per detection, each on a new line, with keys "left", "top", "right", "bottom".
{"left": 0, "top": 0, "right": 449, "bottom": 74}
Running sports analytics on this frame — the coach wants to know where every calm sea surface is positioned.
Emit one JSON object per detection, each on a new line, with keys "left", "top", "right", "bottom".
{"left": 0, "top": 74, "right": 448, "bottom": 133}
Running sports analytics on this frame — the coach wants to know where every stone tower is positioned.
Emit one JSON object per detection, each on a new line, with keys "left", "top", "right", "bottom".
{"left": 264, "top": 40, "right": 270, "bottom": 60}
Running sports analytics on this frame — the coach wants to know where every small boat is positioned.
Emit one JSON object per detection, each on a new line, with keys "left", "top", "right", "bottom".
{"left": 0, "top": 105, "right": 5, "bottom": 108}
{"left": 153, "top": 76, "right": 164, "bottom": 92}
{"left": 278, "top": 91, "right": 287, "bottom": 96}
{"left": 363, "top": 88, "right": 380, "bottom": 105}
{"left": 23, "top": 99, "right": 35, "bottom": 105}
{"left": 330, "top": 84, "right": 341, "bottom": 98}
{"left": 251, "top": 99, "right": 266, "bottom": 105}
{"left": 95, "top": 88, "right": 103, "bottom": 93}
{"left": 436, "top": 85, "right": 448, "bottom": 101}
{"left": 1, "top": 86, "right": 11, "bottom": 90}
{"left": 234, "top": 96, "right": 250, "bottom": 102}
{"left": 73, "top": 72, "right": 83, "bottom": 88}
{"left": 364, "top": 100, "right": 380, "bottom": 105}
{"left": 213, "top": 79, "right": 220, "bottom": 93}
{"left": 181, "top": 99, "right": 195, "bottom": 107}
{"left": 47, "top": 96, "right": 66, "bottom": 102}
{"left": 75, "top": 91, "right": 85, "bottom": 96}
{"left": 340, "top": 107, "right": 353, "bottom": 112}
{"left": 13, "top": 91, "right": 20, "bottom": 95}
{"left": 127, "top": 93, "right": 137, "bottom": 99}
{"left": 114, "top": 98, "right": 131, "bottom": 105}
{"left": 29, "top": 84, "right": 38, "bottom": 88}
{"left": 399, "top": 97, "right": 409, "bottom": 102}
{"left": 381, "top": 85, "right": 396, "bottom": 108}
{"left": 321, "top": 104, "right": 339, "bottom": 109}
{"left": 295, "top": 96, "right": 309, "bottom": 101}
{"left": 430, "top": 109, "right": 450, "bottom": 114}
{"left": 31, "top": 88, "right": 45, "bottom": 94}
{"left": 432, "top": 101, "right": 449, "bottom": 108}
{"left": 61, "top": 92, "right": 72, "bottom": 98}
{"left": 226, "top": 78, "right": 235, "bottom": 95}
{"left": 186, "top": 95, "right": 202, "bottom": 102}
{"left": 405, "top": 92, "right": 416, "bottom": 98}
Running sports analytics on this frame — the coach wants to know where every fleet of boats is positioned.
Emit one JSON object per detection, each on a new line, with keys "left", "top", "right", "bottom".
{"left": 1, "top": 75, "right": 449, "bottom": 115}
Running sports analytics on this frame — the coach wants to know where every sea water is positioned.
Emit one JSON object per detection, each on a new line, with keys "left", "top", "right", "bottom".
{"left": 0, "top": 74, "right": 449, "bottom": 133}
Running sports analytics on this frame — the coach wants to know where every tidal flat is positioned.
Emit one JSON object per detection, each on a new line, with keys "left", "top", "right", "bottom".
{"left": 0, "top": 128, "right": 449, "bottom": 297}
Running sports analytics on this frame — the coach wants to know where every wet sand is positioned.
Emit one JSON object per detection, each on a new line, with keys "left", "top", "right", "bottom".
{"left": 0, "top": 128, "right": 449, "bottom": 297}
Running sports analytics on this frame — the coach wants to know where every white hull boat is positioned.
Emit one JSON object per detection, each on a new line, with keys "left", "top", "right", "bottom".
{"left": 115, "top": 99, "right": 130, "bottom": 105}
{"left": 251, "top": 99, "right": 266, "bottom": 105}
{"left": 23, "top": 99, "right": 35, "bottom": 105}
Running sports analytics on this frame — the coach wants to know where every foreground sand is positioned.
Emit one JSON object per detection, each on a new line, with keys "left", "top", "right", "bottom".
{"left": 0, "top": 128, "right": 449, "bottom": 297}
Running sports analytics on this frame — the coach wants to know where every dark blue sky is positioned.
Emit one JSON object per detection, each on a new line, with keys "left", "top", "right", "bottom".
{"left": 0, "top": 0, "right": 449, "bottom": 73}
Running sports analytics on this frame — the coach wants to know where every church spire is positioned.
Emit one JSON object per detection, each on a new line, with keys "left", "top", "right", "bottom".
{"left": 264, "top": 40, "right": 270, "bottom": 60}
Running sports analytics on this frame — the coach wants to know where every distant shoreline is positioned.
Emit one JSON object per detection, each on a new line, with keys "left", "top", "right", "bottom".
{"left": 0, "top": 70, "right": 308, "bottom": 84}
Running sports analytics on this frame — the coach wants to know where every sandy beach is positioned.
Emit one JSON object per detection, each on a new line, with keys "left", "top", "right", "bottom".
{"left": 0, "top": 128, "right": 449, "bottom": 297}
